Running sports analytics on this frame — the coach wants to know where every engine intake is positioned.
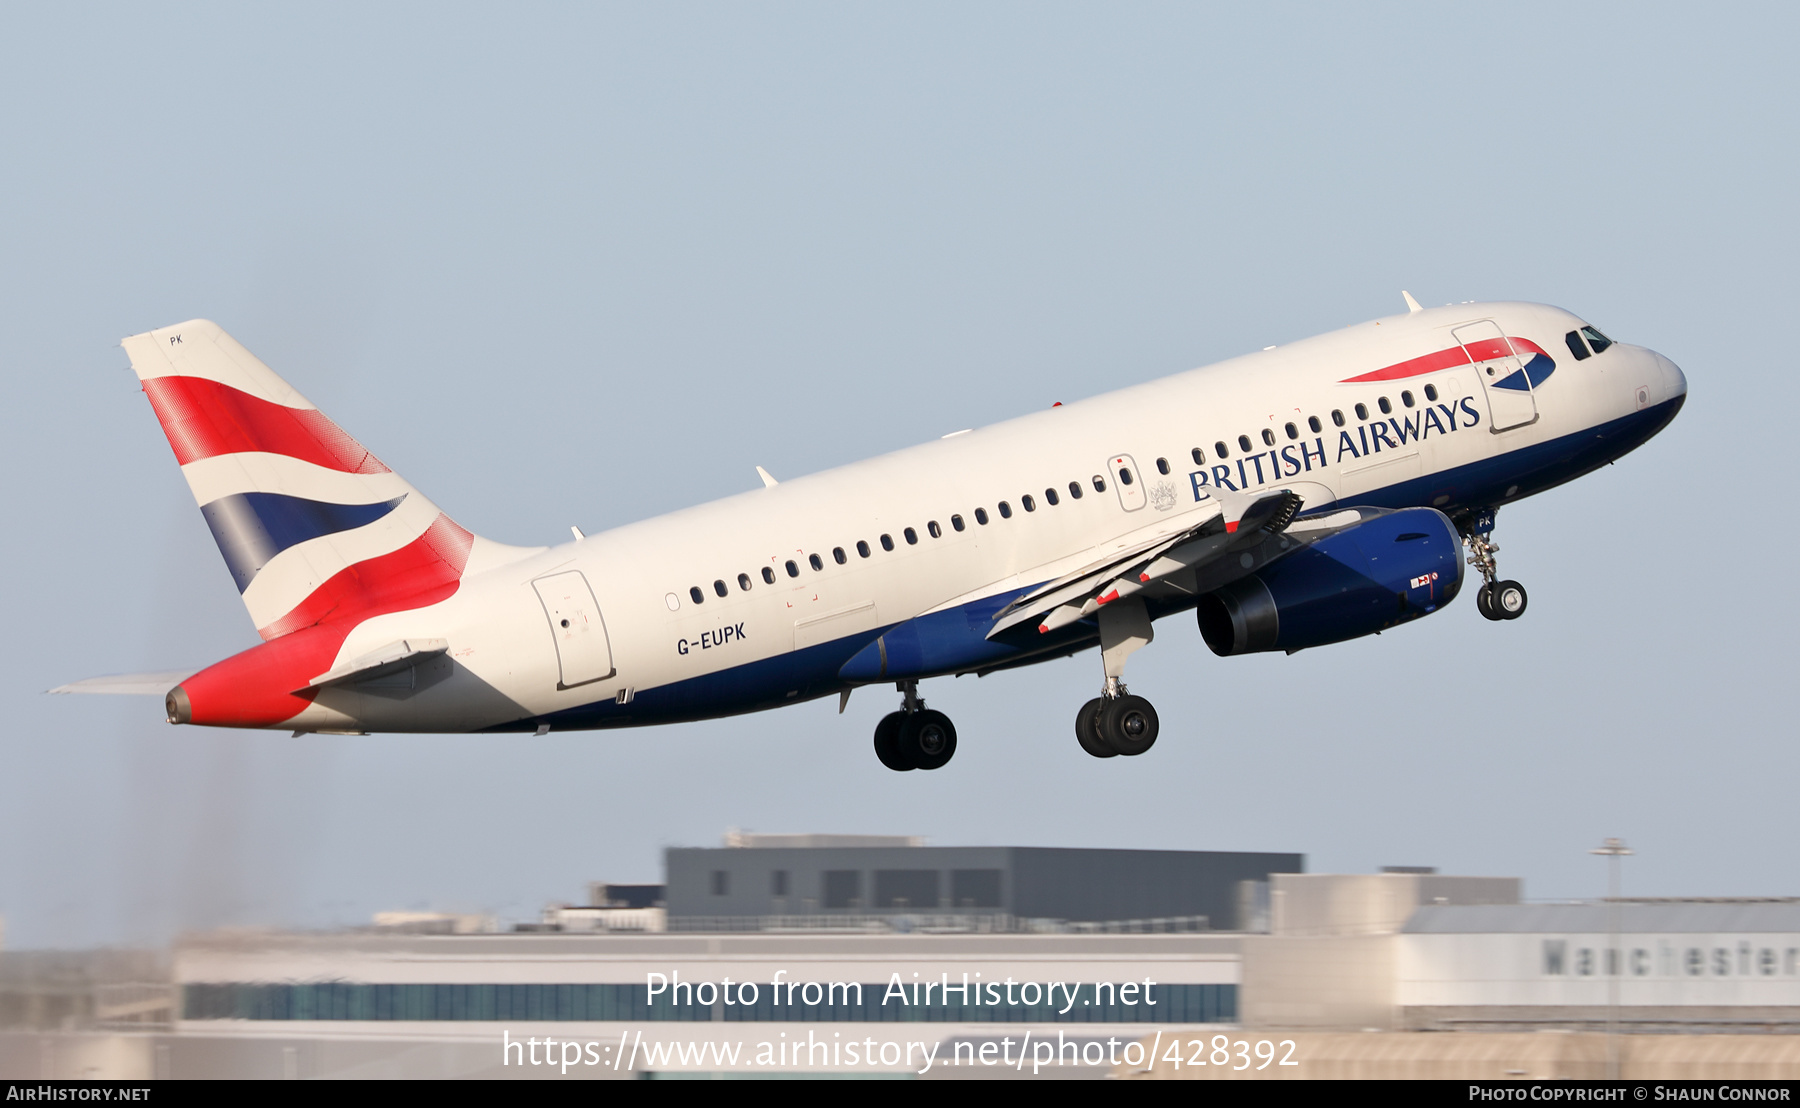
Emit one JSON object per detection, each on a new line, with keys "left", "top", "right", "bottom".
{"left": 1197, "top": 507, "right": 1464, "bottom": 655}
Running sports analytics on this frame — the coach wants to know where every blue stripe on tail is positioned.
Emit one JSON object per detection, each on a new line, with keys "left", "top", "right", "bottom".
{"left": 201, "top": 492, "right": 406, "bottom": 592}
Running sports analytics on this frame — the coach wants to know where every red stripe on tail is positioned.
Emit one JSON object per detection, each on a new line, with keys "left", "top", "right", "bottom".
{"left": 177, "top": 515, "right": 475, "bottom": 726}
{"left": 259, "top": 514, "right": 473, "bottom": 641}
{"left": 142, "top": 376, "right": 389, "bottom": 473}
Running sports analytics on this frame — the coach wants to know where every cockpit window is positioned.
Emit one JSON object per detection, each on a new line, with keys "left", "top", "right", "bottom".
{"left": 1564, "top": 330, "right": 1591, "bottom": 361}
{"left": 1580, "top": 326, "right": 1614, "bottom": 355}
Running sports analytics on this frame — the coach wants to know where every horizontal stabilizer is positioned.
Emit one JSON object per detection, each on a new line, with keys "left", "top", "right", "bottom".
{"left": 49, "top": 671, "right": 195, "bottom": 695}
{"left": 299, "top": 638, "right": 448, "bottom": 693}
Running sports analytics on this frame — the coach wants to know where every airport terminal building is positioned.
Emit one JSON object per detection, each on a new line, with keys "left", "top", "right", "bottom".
{"left": 663, "top": 834, "right": 1299, "bottom": 927}
{"left": 6, "top": 837, "right": 1800, "bottom": 1079}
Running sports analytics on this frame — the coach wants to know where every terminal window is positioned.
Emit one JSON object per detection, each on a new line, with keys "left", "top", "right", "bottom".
{"left": 823, "top": 870, "right": 861, "bottom": 909}
{"left": 875, "top": 869, "right": 939, "bottom": 910}
{"left": 710, "top": 871, "right": 728, "bottom": 896}
{"left": 771, "top": 870, "right": 789, "bottom": 897}
{"left": 952, "top": 869, "right": 1002, "bottom": 908}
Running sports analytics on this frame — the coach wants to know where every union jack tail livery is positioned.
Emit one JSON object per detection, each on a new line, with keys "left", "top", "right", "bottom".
{"left": 120, "top": 321, "right": 529, "bottom": 729}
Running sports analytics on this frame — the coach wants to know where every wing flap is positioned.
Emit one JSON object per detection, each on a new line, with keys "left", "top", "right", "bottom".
{"left": 986, "top": 487, "right": 1309, "bottom": 641}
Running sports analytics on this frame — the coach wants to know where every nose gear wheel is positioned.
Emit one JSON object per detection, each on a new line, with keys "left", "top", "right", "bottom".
{"left": 1463, "top": 509, "right": 1528, "bottom": 623}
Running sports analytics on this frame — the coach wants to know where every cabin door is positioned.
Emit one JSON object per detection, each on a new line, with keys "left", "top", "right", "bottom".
{"left": 532, "top": 571, "right": 615, "bottom": 689}
{"left": 1454, "top": 320, "right": 1538, "bottom": 433}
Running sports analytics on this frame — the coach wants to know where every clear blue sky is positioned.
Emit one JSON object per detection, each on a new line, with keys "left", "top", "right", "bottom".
{"left": 2, "top": 3, "right": 1793, "bottom": 947}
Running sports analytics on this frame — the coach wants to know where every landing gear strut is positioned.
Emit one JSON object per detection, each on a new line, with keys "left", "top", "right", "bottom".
{"left": 1075, "top": 598, "right": 1161, "bottom": 758}
{"left": 873, "top": 679, "right": 957, "bottom": 771}
{"left": 1465, "top": 509, "right": 1527, "bottom": 622}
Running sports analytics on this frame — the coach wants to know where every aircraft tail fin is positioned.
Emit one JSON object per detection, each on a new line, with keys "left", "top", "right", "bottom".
{"left": 121, "top": 320, "right": 520, "bottom": 641}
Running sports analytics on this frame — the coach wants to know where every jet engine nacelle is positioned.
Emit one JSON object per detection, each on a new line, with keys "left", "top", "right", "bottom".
{"left": 1197, "top": 507, "right": 1464, "bottom": 656}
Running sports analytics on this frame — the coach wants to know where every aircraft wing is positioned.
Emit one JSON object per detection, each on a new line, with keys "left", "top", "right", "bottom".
{"left": 986, "top": 485, "right": 1306, "bottom": 640}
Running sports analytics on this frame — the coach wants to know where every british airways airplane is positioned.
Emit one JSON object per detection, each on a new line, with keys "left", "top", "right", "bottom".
{"left": 59, "top": 295, "right": 1684, "bottom": 770}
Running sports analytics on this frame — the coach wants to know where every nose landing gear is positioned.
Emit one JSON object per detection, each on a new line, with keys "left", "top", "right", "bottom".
{"left": 1465, "top": 509, "right": 1528, "bottom": 622}
{"left": 1075, "top": 598, "right": 1161, "bottom": 759}
{"left": 873, "top": 679, "right": 957, "bottom": 771}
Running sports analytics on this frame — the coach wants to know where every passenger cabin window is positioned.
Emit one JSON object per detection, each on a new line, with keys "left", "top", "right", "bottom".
{"left": 690, "top": 586, "right": 704, "bottom": 605}
{"left": 1237, "top": 434, "right": 1252, "bottom": 453}
{"left": 1565, "top": 330, "right": 1592, "bottom": 360}
{"left": 1378, "top": 396, "right": 1392, "bottom": 414}
{"left": 928, "top": 521, "right": 942, "bottom": 538}
{"left": 974, "top": 507, "right": 989, "bottom": 525}
{"left": 808, "top": 553, "right": 823, "bottom": 571}
{"left": 1068, "top": 482, "right": 1083, "bottom": 500}
{"left": 1155, "top": 457, "right": 1170, "bottom": 475}
{"left": 1332, "top": 409, "right": 1345, "bottom": 427}
{"left": 1214, "top": 440, "right": 1229, "bottom": 459}
{"left": 1191, "top": 446, "right": 1205, "bottom": 464}
{"left": 1354, "top": 403, "right": 1368, "bottom": 421}
{"left": 833, "top": 546, "right": 847, "bottom": 564}
{"left": 1044, "top": 488, "right": 1059, "bottom": 506}
{"left": 738, "top": 573, "right": 751, "bottom": 591}
{"left": 903, "top": 527, "right": 918, "bottom": 545}
{"left": 1284, "top": 422, "right": 1298, "bottom": 440}
{"left": 1092, "top": 475, "right": 1107, "bottom": 492}
{"left": 997, "top": 502, "right": 1012, "bottom": 519}
{"left": 1580, "top": 326, "right": 1613, "bottom": 354}
{"left": 880, "top": 534, "right": 894, "bottom": 551}
{"left": 762, "top": 566, "right": 776, "bottom": 584}
{"left": 714, "top": 579, "right": 728, "bottom": 598}
{"left": 1308, "top": 415, "right": 1322, "bottom": 432}
{"left": 1424, "top": 384, "right": 1439, "bottom": 402}
{"left": 1117, "top": 467, "right": 1133, "bottom": 486}
{"left": 1261, "top": 428, "right": 1276, "bottom": 446}
{"left": 785, "top": 560, "right": 799, "bottom": 577}
{"left": 856, "top": 540, "right": 871, "bottom": 558}
{"left": 1401, "top": 391, "right": 1414, "bottom": 408}
{"left": 1022, "top": 494, "right": 1036, "bottom": 512}
{"left": 951, "top": 515, "right": 965, "bottom": 531}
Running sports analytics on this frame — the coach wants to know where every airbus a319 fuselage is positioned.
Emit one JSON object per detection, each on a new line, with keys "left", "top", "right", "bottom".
{"left": 73, "top": 297, "right": 1685, "bottom": 770}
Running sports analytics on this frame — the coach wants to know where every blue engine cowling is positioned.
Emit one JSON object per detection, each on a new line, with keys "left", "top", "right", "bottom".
{"left": 1196, "top": 507, "right": 1464, "bottom": 655}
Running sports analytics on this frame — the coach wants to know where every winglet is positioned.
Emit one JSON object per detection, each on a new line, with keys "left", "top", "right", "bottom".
{"left": 756, "top": 466, "right": 779, "bottom": 488}
{"left": 1402, "top": 291, "right": 1424, "bottom": 314}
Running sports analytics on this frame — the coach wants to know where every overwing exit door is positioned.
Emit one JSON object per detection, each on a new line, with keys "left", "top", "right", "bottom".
{"left": 1454, "top": 320, "right": 1538, "bottom": 433}
{"left": 532, "top": 571, "right": 615, "bottom": 689}
{"left": 1108, "top": 455, "right": 1147, "bottom": 510}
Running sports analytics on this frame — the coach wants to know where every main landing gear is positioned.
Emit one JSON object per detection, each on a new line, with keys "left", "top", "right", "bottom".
{"left": 1075, "top": 597, "right": 1162, "bottom": 759}
{"left": 873, "top": 680, "right": 957, "bottom": 772}
{"left": 1465, "top": 509, "right": 1528, "bottom": 622}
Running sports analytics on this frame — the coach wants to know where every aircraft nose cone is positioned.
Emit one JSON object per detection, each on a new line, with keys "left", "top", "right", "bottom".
{"left": 1660, "top": 352, "right": 1688, "bottom": 398}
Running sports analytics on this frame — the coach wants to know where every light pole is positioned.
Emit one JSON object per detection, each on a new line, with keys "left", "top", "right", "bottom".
{"left": 1590, "top": 837, "right": 1633, "bottom": 1079}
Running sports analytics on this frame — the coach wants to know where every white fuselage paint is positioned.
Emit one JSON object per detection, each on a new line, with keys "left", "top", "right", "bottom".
{"left": 292, "top": 301, "right": 1686, "bottom": 733}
